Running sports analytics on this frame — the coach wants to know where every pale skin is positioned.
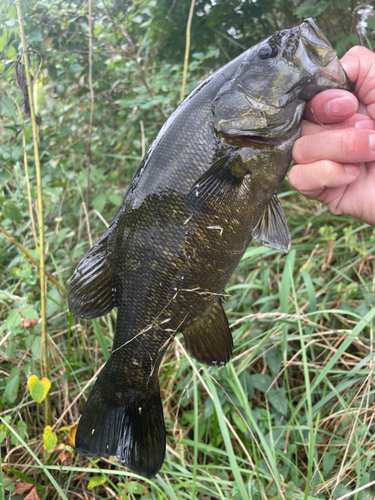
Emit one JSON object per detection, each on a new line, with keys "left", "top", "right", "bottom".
{"left": 289, "top": 46, "right": 375, "bottom": 226}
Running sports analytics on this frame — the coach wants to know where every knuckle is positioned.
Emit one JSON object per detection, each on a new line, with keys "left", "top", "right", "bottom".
{"left": 329, "top": 203, "right": 343, "bottom": 216}
{"left": 347, "top": 46, "right": 372, "bottom": 59}
{"left": 288, "top": 167, "right": 301, "bottom": 190}
{"left": 326, "top": 194, "right": 345, "bottom": 216}
{"left": 298, "top": 140, "right": 313, "bottom": 164}
{"left": 341, "top": 130, "right": 360, "bottom": 156}
{"left": 320, "top": 160, "right": 335, "bottom": 181}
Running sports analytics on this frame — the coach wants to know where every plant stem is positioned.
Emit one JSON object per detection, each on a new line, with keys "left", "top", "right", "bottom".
{"left": 15, "top": 0, "right": 50, "bottom": 425}
{"left": 86, "top": 0, "right": 94, "bottom": 211}
{"left": 180, "top": 0, "right": 196, "bottom": 102}
{"left": 0, "top": 448, "right": 4, "bottom": 500}
{"left": 0, "top": 225, "right": 67, "bottom": 295}
{"left": 4, "top": 90, "right": 38, "bottom": 249}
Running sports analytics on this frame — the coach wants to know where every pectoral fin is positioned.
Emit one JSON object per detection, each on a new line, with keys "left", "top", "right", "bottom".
{"left": 252, "top": 194, "right": 291, "bottom": 253}
{"left": 185, "top": 155, "right": 248, "bottom": 213}
{"left": 68, "top": 224, "right": 116, "bottom": 319}
{"left": 182, "top": 297, "right": 232, "bottom": 366}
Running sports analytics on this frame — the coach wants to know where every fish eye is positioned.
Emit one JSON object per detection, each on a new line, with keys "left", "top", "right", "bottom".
{"left": 258, "top": 44, "right": 278, "bottom": 60}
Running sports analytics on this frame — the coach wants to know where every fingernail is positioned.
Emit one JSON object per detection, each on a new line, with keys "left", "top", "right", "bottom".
{"left": 327, "top": 96, "right": 356, "bottom": 117}
{"left": 344, "top": 164, "right": 359, "bottom": 178}
{"left": 370, "top": 133, "right": 375, "bottom": 150}
{"left": 355, "top": 120, "right": 375, "bottom": 130}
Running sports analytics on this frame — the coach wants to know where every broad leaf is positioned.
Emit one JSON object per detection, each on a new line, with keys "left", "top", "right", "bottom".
{"left": 28, "top": 375, "right": 51, "bottom": 403}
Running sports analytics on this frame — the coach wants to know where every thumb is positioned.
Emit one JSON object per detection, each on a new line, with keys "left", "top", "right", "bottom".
{"left": 341, "top": 46, "right": 375, "bottom": 120}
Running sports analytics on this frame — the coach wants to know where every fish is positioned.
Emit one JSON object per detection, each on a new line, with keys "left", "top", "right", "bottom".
{"left": 68, "top": 18, "right": 352, "bottom": 478}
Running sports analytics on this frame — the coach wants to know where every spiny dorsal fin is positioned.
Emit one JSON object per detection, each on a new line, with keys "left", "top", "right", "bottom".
{"left": 252, "top": 194, "right": 291, "bottom": 253}
{"left": 68, "top": 225, "right": 116, "bottom": 319}
{"left": 185, "top": 155, "right": 248, "bottom": 213}
{"left": 182, "top": 297, "right": 232, "bottom": 366}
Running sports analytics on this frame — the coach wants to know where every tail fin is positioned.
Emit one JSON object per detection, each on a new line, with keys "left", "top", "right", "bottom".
{"left": 75, "top": 373, "right": 166, "bottom": 478}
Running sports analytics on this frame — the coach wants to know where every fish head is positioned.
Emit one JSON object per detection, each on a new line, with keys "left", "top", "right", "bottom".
{"left": 214, "top": 18, "right": 353, "bottom": 139}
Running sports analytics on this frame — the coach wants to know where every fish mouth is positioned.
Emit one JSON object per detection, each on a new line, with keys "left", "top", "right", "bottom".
{"left": 221, "top": 134, "right": 277, "bottom": 147}
{"left": 316, "top": 56, "right": 354, "bottom": 91}
{"left": 297, "top": 18, "right": 353, "bottom": 93}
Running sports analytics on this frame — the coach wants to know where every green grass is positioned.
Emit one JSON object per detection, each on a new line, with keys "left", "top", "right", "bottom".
{"left": 2, "top": 184, "right": 375, "bottom": 499}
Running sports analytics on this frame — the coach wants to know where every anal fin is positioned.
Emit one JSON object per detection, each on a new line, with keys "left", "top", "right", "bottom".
{"left": 68, "top": 224, "right": 116, "bottom": 319}
{"left": 182, "top": 298, "right": 232, "bottom": 366}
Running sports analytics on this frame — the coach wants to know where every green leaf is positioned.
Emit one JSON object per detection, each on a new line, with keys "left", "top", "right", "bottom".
{"left": 123, "top": 482, "right": 148, "bottom": 494}
{"left": 204, "top": 397, "right": 214, "bottom": 419}
{"left": 5, "top": 45, "right": 16, "bottom": 60}
{"left": 294, "top": 0, "right": 328, "bottom": 17}
{"left": 43, "top": 425, "right": 57, "bottom": 451}
{"left": 132, "top": 15, "right": 143, "bottom": 23}
{"left": 87, "top": 476, "right": 107, "bottom": 490}
{"left": 268, "top": 388, "right": 288, "bottom": 416}
{"left": 266, "top": 346, "right": 282, "bottom": 375}
{"left": 47, "top": 288, "right": 62, "bottom": 317}
{"left": 3, "top": 204, "right": 22, "bottom": 221}
{"left": 248, "top": 374, "right": 273, "bottom": 393}
{"left": 240, "top": 371, "right": 254, "bottom": 400}
{"left": 21, "top": 305, "right": 39, "bottom": 319}
{"left": 5, "top": 309, "right": 21, "bottom": 331}
{"left": 8, "top": 5, "right": 16, "bottom": 18}
{"left": 323, "top": 452, "right": 336, "bottom": 476}
{"left": 14, "top": 265, "right": 31, "bottom": 279}
{"left": 17, "top": 420, "right": 26, "bottom": 440}
{"left": 27, "top": 31, "right": 43, "bottom": 43}
{"left": 11, "top": 420, "right": 27, "bottom": 446}
{"left": 3, "top": 366, "right": 20, "bottom": 404}
{"left": 232, "top": 413, "right": 248, "bottom": 436}
{"left": 57, "top": 227, "right": 74, "bottom": 244}
{"left": 68, "top": 63, "right": 82, "bottom": 73}
{"left": 0, "top": 29, "right": 8, "bottom": 52}
{"left": 31, "top": 336, "right": 41, "bottom": 359}
{"left": 28, "top": 375, "right": 51, "bottom": 403}
{"left": 92, "top": 193, "right": 106, "bottom": 212}
{"left": 333, "top": 484, "right": 351, "bottom": 499}
{"left": 108, "top": 194, "right": 122, "bottom": 206}
{"left": 0, "top": 94, "right": 15, "bottom": 118}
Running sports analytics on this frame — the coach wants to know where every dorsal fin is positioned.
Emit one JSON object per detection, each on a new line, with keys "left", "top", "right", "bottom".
{"left": 182, "top": 298, "right": 232, "bottom": 366}
{"left": 68, "top": 225, "right": 116, "bottom": 319}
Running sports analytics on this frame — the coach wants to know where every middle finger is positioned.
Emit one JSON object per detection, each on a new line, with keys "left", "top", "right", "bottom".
{"left": 301, "top": 114, "right": 375, "bottom": 136}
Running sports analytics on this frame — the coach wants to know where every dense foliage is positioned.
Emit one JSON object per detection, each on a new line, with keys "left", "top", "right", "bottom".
{"left": 2, "top": 0, "right": 375, "bottom": 498}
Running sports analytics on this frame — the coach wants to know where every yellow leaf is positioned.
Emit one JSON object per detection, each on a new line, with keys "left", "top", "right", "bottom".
{"left": 27, "top": 375, "right": 51, "bottom": 403}
{"left": 43, "top": 425, "right": 57, "bottom": 451}
{"left": 43, "top": 36, "right": 53, "bottom": 47}
{"left": 69, "top": 421, "right": 78, "bottom": 447}
{"left": 87, "top": 476, "right": 107, "bottom": 490}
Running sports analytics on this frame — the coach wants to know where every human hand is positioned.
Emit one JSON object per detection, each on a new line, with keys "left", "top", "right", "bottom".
{"left": 289, "top": 46, "right": 375, "bottom": 226}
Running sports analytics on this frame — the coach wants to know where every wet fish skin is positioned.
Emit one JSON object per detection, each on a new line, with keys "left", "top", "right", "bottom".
{"left": 68, "top": 18, "right": 352, "bottom": 478}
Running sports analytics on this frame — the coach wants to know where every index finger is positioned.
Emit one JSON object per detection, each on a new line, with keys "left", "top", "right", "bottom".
{"left": 304, "top": 89, "right": 358, "bottom": 124}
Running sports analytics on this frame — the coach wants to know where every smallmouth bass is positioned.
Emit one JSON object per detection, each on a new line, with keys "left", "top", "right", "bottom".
{"left": 68, "top": 19, "right": 352, "bottom": 478}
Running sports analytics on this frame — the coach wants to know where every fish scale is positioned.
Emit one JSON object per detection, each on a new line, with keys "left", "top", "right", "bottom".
{"left": 68, "top": 19, "right": 353, "bottom": 477}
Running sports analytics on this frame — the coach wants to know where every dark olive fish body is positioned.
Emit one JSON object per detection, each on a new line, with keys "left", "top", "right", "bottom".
{"left": 68, "top": 19, "right": 352, "bottom": 477}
